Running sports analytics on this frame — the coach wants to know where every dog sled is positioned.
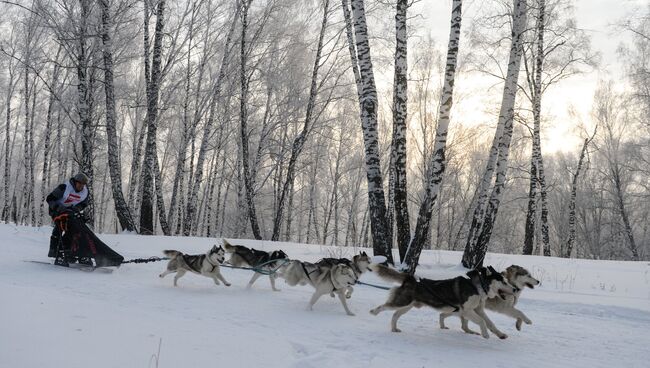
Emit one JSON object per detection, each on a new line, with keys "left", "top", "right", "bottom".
{"left": 51, "top": 211, "right": 124, "bottom": 268}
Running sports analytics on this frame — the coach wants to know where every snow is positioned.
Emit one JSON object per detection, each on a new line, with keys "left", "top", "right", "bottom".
{"left": 1, "top": 223, "right": 649, "bottom": 368}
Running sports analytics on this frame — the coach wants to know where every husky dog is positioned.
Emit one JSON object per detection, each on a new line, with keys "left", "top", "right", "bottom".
{"left": 316, "top": 251, "right": 372, "bottom": 298}
{"left": 222, "top": 239, "right": 289, "bottom": 291}
{"left": 369, "top": 265, "right": 515, "bottom": 339}
{"left": 440, "top": 264, "right": 540, "bottom": 333}
{"left": 159, "top": 245, "right": 230, "bottom": 287}
{"left": 282, "top": 260, "right": 359, "bottom": 316}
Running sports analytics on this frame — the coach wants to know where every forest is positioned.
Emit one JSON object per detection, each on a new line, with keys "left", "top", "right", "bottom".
{"left": 1, "top": 0, "right": 648, "bottom": 271}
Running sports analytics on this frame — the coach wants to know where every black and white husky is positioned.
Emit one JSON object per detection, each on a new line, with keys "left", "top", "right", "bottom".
{"left": 369, "top": 265, "right": 515, "bottom": 339}
{"left": 282, "top": 259, "right": 359, "bottom": 316}
{"left": 222, "top": 239, "right": 289, "bottom": 291}
{"left": 440, "top": 264, "right": 540, "bottom": 333}
{"left": 159, "top": 245, "right": 230, "bottom": 288}
{"left": 316, "top": 251, "right": 372, "bottom": 298}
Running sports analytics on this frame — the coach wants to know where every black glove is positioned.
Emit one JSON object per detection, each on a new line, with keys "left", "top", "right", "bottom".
{"left": 51, "top": 205, "right": 65, "bottom": 217}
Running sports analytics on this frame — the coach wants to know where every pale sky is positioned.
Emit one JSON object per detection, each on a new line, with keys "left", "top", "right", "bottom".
{"left": 414, "top": 0, "right": 645, "bottom": 153}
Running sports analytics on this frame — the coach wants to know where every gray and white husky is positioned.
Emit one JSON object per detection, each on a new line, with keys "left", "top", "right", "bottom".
{"left": 369, "top": 264, "right": 515, "bottom": 339}
{"left": 159, "top": 245, "right": 230, "bottom": 288}
{"left": 282, "top": 259, "right": 359, "bottom": 316}
{"left": 440, "top": 264, "right": 540, "bottom": 333}
{"left": 316, "top": 251, "right": 372, "bottom": 298}
{"left": 222, "top": 239, "right": 289, "bottom": 291}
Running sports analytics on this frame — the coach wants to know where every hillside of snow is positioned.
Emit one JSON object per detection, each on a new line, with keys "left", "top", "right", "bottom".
{"left": 1, "top": 223, "right": 649, "bottom": 368}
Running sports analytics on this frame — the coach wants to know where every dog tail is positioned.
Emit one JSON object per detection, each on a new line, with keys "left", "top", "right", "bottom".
{"left": 369, "top": 264, "right": 410, "bottom": 283}
{"left": 222, "top": 239, "right": 236, "bottom": 253}
{"left": 163, "top": 250, "right": 182, "bottom": 259}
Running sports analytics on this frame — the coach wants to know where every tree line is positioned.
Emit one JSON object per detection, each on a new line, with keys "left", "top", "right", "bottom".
{"left": 0, "top": 0, "right": 648, "bottom": 271}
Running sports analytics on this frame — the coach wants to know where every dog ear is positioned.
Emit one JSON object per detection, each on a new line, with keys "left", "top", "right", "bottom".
{"left": 361, "top": 251, "right": 367, "bottom": 256}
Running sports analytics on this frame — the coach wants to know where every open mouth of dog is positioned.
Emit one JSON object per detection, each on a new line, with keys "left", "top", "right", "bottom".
{"left": 525, "top": 282, "right": 536, "bottom": 289}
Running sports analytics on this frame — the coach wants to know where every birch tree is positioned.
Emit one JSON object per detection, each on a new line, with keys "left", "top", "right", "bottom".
{"left": 391, "top": 0, "right": 410, "bottom": 260}
{"left": 462, "top": 0, "right": 527, "bottom": 269}
{"left": 403, "top": 0, "right": 462, "bottom": 272}
{"left": 184, "top": 0, "right": 240, "bottom": 236}
{"left": 100, "top": 0, "right": 137, "bottom": 232}
{"left": 271, "top": 0, "right": 330, "bottom": 241}
{"left": 346, "top": 0, "right": 392, "bottom": 262}
{"left": 139, "top": 0, "right": 166, "bottom": 235}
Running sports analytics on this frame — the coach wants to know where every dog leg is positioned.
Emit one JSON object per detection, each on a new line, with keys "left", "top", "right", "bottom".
{"left": 344, "top": 286, "right": 354, "bottom": 299}
{"left": 336, "top": 290, "right": 355, "bottom": 316}
{"left": 369, "top": 304, "right": 389, "bottom": 315}
{"left": 159, "top": 269, "right": 175, "bottom": 278}
{"left": 173, "top": 269, "right": 187, "bottom": 287}
{"left": 269, "top": 274, "right": 280, "bottom": 292}
{"left": 307, "top": 290, "right": 326, "bottom": 311}
{"left": 462, "top": 310, "right": 490, "bottom": 339}
{"left": 439, "top": 312, "right": 453, "bottom": 329}
{"left": 247, "top": 272, "right": 263, "bottom": 289}
{"left": 475, "top": 307, "right": 507, "bottom": 339}
{"left": 501, "top": 307, "right": 532, "bottom": 330}
{"left": 460, "top": 316, "right": 481, "bottom": 335}
{"left": 390, "top": 306, "right": 413, "bottom": 333}
{"left": 215, "top": 271, "right": 231, "bottom": 287}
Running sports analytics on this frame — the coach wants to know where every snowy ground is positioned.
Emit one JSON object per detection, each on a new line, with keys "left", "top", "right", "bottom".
{"left": 1, "top": 224, "right": 649, "bottom": 368}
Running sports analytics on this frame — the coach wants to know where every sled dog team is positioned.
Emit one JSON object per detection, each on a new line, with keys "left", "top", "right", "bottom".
{"left": 159, "top": 240, "right": 540, "bottom": 339}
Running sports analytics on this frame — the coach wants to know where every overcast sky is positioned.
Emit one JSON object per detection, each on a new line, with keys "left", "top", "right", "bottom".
{"left": 412, "top": 0, "right": 645, "bottom": 153}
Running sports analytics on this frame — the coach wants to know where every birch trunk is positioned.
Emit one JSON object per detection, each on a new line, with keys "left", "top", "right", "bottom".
{"left": 564, "top": 138, "right": 589, "bottom": 257}
{"left": 139, "top": 0, "right": 166, "bottom": 235}
{"left": 403, "top": 0, "right": 462, "bottom": 272}
{"left": 523, "top": 156, "right": 537, "bottom": 255}
{"left": 101, "top": 0, "right": 137, "bottom": 232}
{"left": 462, "top": 0, "right": 527, "bottom": 268}
{"left": 76, "top": 0, "right": 95, "bottom": 226}
{"left": 532, "top": 0, "right": 550, "bottom": 256}
{"left": 239, "top": 0, "right": 262, "bottom": 239}
{"left": 22, "top": 63, "right": 33, "bottom": 226}
{"left": 2, "top": 67, "right": 15, "bottom": 222}
{"left": 391, "top": 0, "right": 410, "bottom": 261}
{"left": 612, "top": 166, "right": 639, "bottom": 260}
{"left": 349, "top": 0, "right": 392, "bottom": 262}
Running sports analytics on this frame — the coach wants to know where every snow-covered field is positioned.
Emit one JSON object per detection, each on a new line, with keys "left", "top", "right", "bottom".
{"left": 1, "top": 223, "right": 649, "bottom": 368}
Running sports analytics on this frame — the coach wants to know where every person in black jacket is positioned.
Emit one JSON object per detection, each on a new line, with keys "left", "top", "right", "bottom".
{"left": 46, "top": 173, "right": 90, "bottom": 265}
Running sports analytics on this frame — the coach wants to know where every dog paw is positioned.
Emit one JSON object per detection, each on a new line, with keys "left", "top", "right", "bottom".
{"left": 498, "top": 334, "right": 508, "bottom": 340}
{"left": 273, "top": 288, "right": 281, "bottom": 292}
{"left": 481, "top": 333, "right": 490, "bottom": 339}
{"left": 329, "top": 292, "right": 335, "bottom": 298}
{"left": 225, "top": 283, "right": 231, "bottom": 287}
{"left": 347, "top": 312, "right": 356, "bottom": 316}
{"left": 391, "top": 328, "right": 402, "bottom": 333}
{"left": 516, "top": 319, "right": 523, "bottom": 330}
{"left": 369, "top": 308, "right": 379, "bottom": 315}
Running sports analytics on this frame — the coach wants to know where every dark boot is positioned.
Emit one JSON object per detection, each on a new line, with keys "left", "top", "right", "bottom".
{"left": 78, "top": 257, "right": 93, "bottom": 266}
{"left": 54, "top": 256, "right": 69, "bottom": 267}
